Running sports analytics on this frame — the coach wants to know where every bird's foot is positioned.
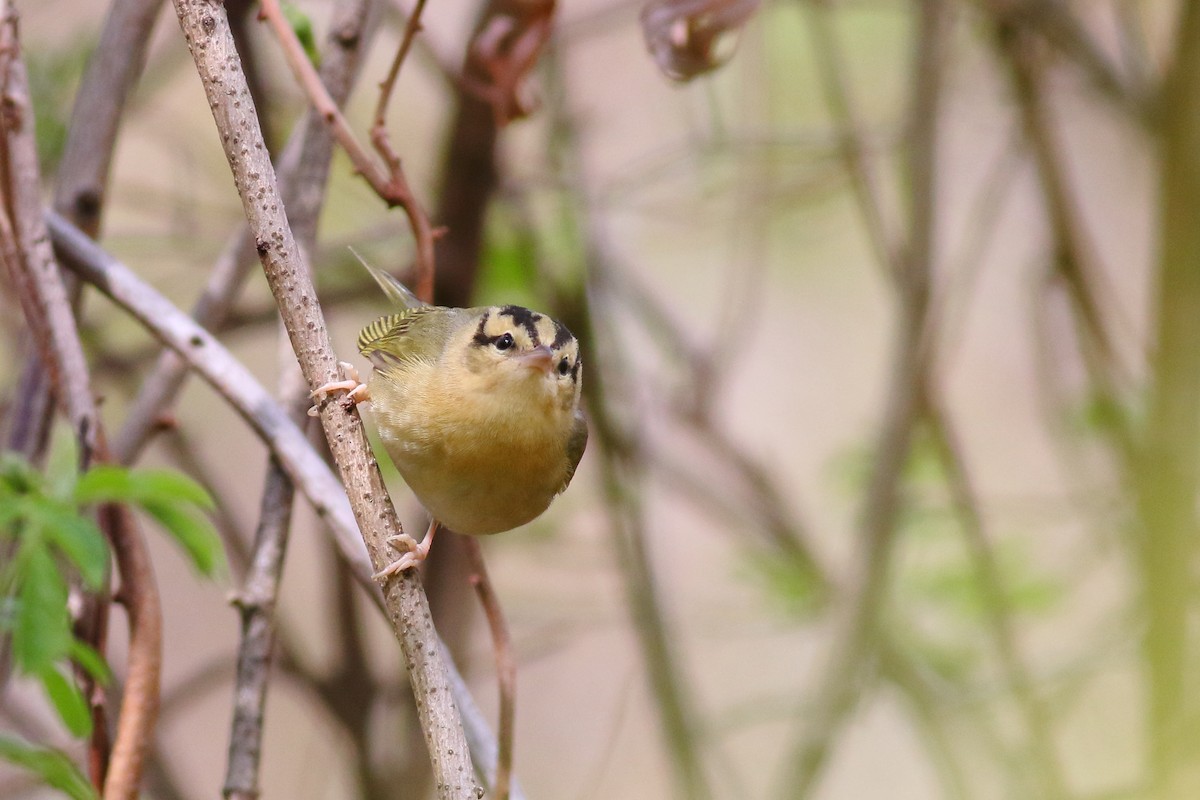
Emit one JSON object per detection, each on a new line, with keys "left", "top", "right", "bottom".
{"left": 308, "top": 362, "right": 369, "bottom": 417}
{"left": 372, "top": 522, "right": 439, "bottom": 580}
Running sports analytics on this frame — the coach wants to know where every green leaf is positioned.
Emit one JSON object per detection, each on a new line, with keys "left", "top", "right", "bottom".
{"left": 140, "top": 499, "right": 224, "bottom": 576}
{"left": 34, "top": 503, "right": 109, "bottom": 589}
{"left": 743, "top": 549, "right": 823, "bottom": 619}
{"left": 282, "top": 2, "right": 321, "bottom": 67}
{"left": 0, "top": 735, "right": 98, "bottom": 800}
{"left": 68, "top": 640, "right": 111, "bottom": 684}
{"left": 44, "top": 425, "right": 81, "bottom": 500}
{"left": 39, "top": 666, "right": 92, "bottom": 738}
{"left": 0, "top": 493, "right": 31, "bottom": 538}
{"left": 74, "top": 466, "right": 214, "bottom": 510}
{"left": 0, "top": 451, "right": 41, "bottom": 495}
{"left": 12, "top": 544, "right": 72, "bottom": 673}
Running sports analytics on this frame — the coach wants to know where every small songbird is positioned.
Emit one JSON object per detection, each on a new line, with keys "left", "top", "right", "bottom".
{"left": 311, "top": 256, "right": 588, "bottom": 578}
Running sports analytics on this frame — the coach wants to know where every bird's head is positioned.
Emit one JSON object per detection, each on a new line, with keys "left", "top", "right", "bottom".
{"left": 456, "top": 305, "right": 582, "bottom": 416}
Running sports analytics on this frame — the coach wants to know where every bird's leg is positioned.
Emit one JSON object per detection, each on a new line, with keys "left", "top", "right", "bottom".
{"left": 373, "top": 520, "right": 440, "bottom": 580}
{"left": 308, "top": 361, "right": 370, "bottom": 416}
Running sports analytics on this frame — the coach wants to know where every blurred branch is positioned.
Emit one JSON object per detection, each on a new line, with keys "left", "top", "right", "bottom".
{"left": 878, "top": 636, "right": 971, "bottom": 800}
{"left": 978, "top": 0, "right": 1150, "bottom": 122}
{"left": 52, "top": 0, "right": 162, "bottom": 236}
{"left": 1134, "top": 1, "right": 1200, "bottom": 794}
{"left": 780, "top": 0, "right": 945, "bottom": 792}
{"left": 429, "top": 0, "right": 501, "bottom": 308}
{"left": 925, "top": 395, "right": 1067, "bottom": 797}
{"left": 802, "top": 0, "right": 901, "bottom": 278}
{"left": 988, "top": 0, "right": 1137, "bottom": 457}
{"left": 542, "top": 48, "right": 719, "bottom": 800}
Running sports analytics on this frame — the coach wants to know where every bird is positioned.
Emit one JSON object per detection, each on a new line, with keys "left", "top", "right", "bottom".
{"left": 310, "top": 254, "right": 588, "bottom": 579}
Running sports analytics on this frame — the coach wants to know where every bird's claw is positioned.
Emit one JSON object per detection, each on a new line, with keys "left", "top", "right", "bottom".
{"left": 308, "top": 362, "right": 370, "bottom": 417}
{"left": 373, "top": 533, "right": 429, "bottom": 580}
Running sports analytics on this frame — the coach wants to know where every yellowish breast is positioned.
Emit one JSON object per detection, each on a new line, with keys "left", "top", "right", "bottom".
{"left": 368, "top": 362, "right": 574, "bottom": 535}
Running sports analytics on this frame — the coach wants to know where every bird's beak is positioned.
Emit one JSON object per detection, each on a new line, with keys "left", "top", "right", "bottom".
{"left": 516, "top": 345, "right": 555, "bottom": 373}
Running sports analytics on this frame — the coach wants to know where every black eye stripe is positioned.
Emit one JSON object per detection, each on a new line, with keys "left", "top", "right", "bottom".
{"left": 498, "top": 305, "right": 542, "bottom": 345}
{"left": 471, "top": 310, "right": 493, "bottom": 347}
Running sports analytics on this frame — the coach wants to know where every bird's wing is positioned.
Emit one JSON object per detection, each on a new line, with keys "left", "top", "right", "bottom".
{"left": 357, "top": 307, "right": 457, "bottom": 371}
{"left": 560, "top": 410, "right": 589, "bottom": 493}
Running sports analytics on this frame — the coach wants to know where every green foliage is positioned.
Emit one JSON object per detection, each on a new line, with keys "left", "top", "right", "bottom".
{"left": 25, "top": 35, "right": 91, "bottom": 176}
{"left": 0, "top": 444, "right": 223, "bottom": 785}
{"left": 282, "top": 2, "right": 321, "bottom": 68}
{"left": 822, "top": 427, "right": 1065, "bottom": 683}
{"left": 0, "top": 736, "right": 97, "bottom": 800}
{"left": 742, "top": 548, "right": 824, "bottom": 619}
{"left": 477, "top": 208, "right": 541, "bottom": 307}
{"left": 74, "top": 465, "right": 222, "bottom": 575}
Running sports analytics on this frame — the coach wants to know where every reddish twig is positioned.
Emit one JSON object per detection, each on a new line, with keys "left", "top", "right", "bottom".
{"left": 372, "top": 0, "right": 428, "bottom": 132}
{"left": 464, "top": 540, "right": 516, "bottom": 800}
{"left": 258, "top": 0, "right": 438, "bottom": 301}
{"left": 368, "top": 0, "right": 435, "bottom": 300}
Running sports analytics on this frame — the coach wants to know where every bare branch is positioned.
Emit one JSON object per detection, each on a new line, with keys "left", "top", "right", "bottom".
{"left": 464, "top": 541, "right": 516, "bottom": 800}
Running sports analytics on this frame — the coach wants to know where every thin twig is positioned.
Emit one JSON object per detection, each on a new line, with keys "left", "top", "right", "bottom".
{"left": 221, "top": 450, "right": 302, "bottom": 800}
{"left": 367, "top": 0, "right": 435, "bottom": 300}
{"left": 925, "top": 395, "right": 1068, "bottom": 797}
{"left": 878, "top": 636, "right": 971, "bottom": 800}
{"left": 780, "top": 0, "right": 945, "bottom": 792}
{"left": 464, "top": 541, "right": 516, "bottom": 800}
{"left": 802, "top": 0, "right": 901, "bottom": 280}
{"left": 371, "top": 0, "right": 429, "bottom": 132}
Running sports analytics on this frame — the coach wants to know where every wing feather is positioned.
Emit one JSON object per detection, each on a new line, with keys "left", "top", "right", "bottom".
{"left": 560, "top": 411, "right": 589, "bottom": 493}
{"left": 357, "top": 307, "right": 459, "bottom": 372}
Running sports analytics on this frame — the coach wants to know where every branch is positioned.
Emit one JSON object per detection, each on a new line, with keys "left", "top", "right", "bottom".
{"left": 541, "top": 48, "right": 719, "bottom": 800}
{"left": 221, "top": 448, "right": 300, "bottom": 800}
{"left": 52, "top": 0, "right": 162, "bottom": 236}
{"left": 1133, "top": 0, "right": 1200, "bottom": 791}
{"left": 802, "top": 0, "right": 901, "bottom": 280}
{"left": 925, "top": 395, "right": 1068, "bottom": 797}
{"left": 780, "top": 0, "right": 945, "bottom": 792}
{"left": 464, "top": 541, "right": 515, "bottom": 800}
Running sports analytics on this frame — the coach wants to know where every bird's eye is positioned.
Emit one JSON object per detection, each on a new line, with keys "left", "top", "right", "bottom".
{"left": 557, "top": 357, "right": 571, "bottom": 376}
{"left": 495, "top": 333, "right": 514, "bottom": 351}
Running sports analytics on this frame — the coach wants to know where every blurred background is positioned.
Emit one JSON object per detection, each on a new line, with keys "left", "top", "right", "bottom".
{"left": 3, "top": 0, "right": 1198, "bottom": 798}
